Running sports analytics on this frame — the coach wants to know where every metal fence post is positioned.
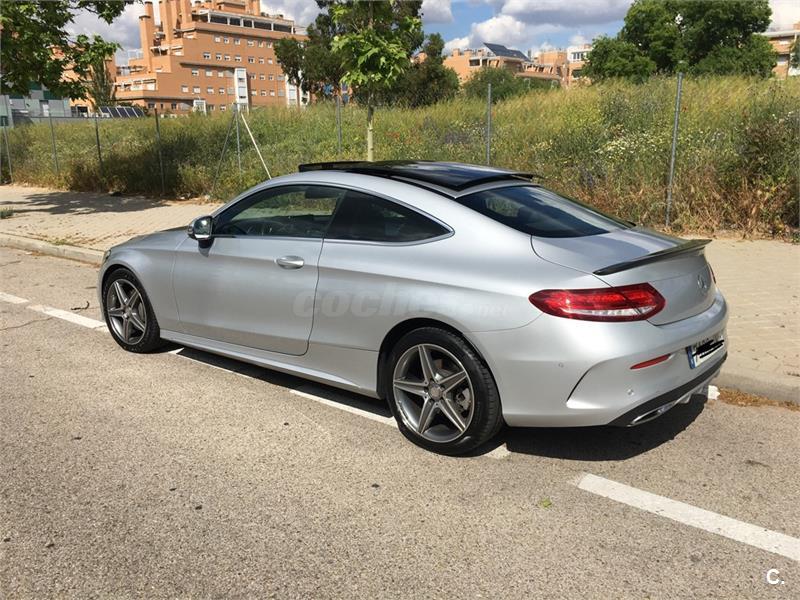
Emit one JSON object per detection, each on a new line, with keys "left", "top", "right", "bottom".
{"left": 94, "top": 112, "right": 104, "bottom": 180}
{"left": 235, "top": 104, "right": 242, "bottom": 187}
{"left": 2, "top": 125, "right": 11, "bottom": 183}
{"left": 486, "top": 83, "right": 492, "bottom": 166}
{"left": 665, "top": 72, "right": 683, "bottom": 228}
{"left": 336, "top": 94, "right": 343, "bottom": 155}
{"left": 153, "top": 109, "right": 166, "bottom": 196}
{"left": 48, "top": 112, "right": 60, "bottom": 177}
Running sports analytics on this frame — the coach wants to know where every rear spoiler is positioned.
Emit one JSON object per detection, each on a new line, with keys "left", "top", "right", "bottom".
{"left": 593, "top": 239, "right": 711, "bottom": 276}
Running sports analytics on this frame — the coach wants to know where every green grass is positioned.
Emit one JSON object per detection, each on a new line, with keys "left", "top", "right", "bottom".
{"left": 3, "top": 76, "right": 798, "bottom": 236}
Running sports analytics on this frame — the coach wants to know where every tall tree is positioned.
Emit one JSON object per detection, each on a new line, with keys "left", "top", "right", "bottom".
{"left": 329, "top": 1, "right": 423, "bottom": 160}
{"left": 299, "top": 12, "right": 347, "bottom": 99}
{"left": 463, "top": 67, "right": 555, "bottom": 102}
{"left": 274, "top": 37, "right": 304, "bottom": 106}
{"left": 381, "top": 33, "right": 459, "bottom": 107}
{"left": 88, "top": 57, "right": 116, "bottom": 109}
{"left": 0, "top": 1, "right": 128, "bottom": 99}
{"left": 585, "top": 0, "right": 776, "bottom": 81}
{"left": 582, "top": 37, "right": 657, "bottom": 83}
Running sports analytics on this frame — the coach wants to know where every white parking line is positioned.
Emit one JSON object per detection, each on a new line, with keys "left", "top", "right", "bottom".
{"left": 290, "top": 388, "right": 397, "bottom": 428}
{"left": 0, "top": 291, "right": 29, "bottom": 304}
{"left": 27, "top": 304, "right": 107, "bottom": 331}
{"left": 577, "top": 473, "right": 800, "bottom": 562}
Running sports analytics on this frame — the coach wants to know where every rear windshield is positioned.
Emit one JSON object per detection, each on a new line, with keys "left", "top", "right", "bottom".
{"left": 456, "top": 185, "right": 631, "bottom": 238}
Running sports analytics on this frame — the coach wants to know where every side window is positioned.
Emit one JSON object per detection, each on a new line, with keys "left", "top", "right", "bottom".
{"left": 214, "top": 185, "right": 344, "bottom": 238}
{"left": 326, "top": 191, "right": 449, "bottom": 243}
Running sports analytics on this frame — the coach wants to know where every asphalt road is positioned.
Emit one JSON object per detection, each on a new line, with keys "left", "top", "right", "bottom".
{"left": 1, "top": 246, "right": 798, "bottom": 598}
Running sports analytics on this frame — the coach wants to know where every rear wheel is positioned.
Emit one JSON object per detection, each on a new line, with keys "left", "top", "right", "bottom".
{"left": 386, "top": 327, "right": 503, "bottom": 455}
{"left": 103, "top": 269, "right": 164, "bottom": 353}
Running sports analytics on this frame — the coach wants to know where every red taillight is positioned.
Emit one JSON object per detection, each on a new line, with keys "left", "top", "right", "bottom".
{"left": 631, "top": 354, "right": 671, "bottom": 370}
{"left": 529, "top": 283, "right": 665, "bottom": 322}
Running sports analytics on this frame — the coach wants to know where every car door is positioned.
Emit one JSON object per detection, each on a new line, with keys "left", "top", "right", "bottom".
{"left": 172, "top": 184, "right": 344, "bottom": 355}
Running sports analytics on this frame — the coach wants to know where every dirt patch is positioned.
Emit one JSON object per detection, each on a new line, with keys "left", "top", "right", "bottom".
{"left": 717, "top": 387, "right": 799, "bottom": 411}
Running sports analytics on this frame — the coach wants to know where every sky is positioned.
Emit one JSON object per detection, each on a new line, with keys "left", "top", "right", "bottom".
{"left": 69, "top": 0, "right": 800, "bottom": 62}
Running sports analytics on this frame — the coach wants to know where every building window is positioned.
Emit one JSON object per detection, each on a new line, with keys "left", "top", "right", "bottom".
{"left": 205, "top": 69, "right": 213, "bottom": 76}
{"left": 218, "top": 71, "right": 224, "bottom": 78}
{"left": 267, "top": 41, "right": 273, "bottom": 48}
{"left": 181, "top": 85, "right": 189, "bottom": 93}
{"left": 216, "top": 53, "right": 222, "bottom": 60}
{"left": 191, "top": 69, "right": 199, "bottom": 76}
{"left": 277, "top": 74, "right": 284, "bottom": 81}
{"left": 193, "top": 86, "right": 200, "bottom": 93}
{"left": 248, "top": 57, "right": 255, "bottom": 63}
{"left": 258, "top": 41, "right": 265, "bottom": 48}
{"left": 269, "top": 90, "right": 275, "bottom": 96}
{"left": 235, "top": 55, "right": 242, "bottom": 62}
{"left": 251, "top": 90, "right": 257, "bottom": 96}
{"left": 258, "top": 57, "right": 264, "bottom": 64}
{"left": 259, "top": 74, "right": 265, "bottom": 80}
{"left": 230, "top": 18, "right": 240, "bottom": 27}
{"left": 147, "top": 102, "right": 156, "bottom": 109}
{"left": 209, "top": 104, "right": 215, "bottom": 111}
{"left": 224, "top": 55, "right": 231, "bottom": 61}
{"left": 234, "top": 38, "right": 241, "bottom": 45}
{"left": 214, "top": 36, "right": 221, "bottom": 43}
{"left": 268, "top": 74, "right": 274, "bottom": 81}
{"left": 249, "top": 74, "right": 256, "bottom": 80}
{"left": 278, "top": 89, "right": 285, "bottom": 96}
{"left": 219, "top": 87, "right": 225, "bottom": 94}
{"left": 207, "top": 87, "right": 214, "bottom": 94}
{"left": 202, "top": 52, "right": 211, "bottom": 60}
{"left": 171, "top": 102, "right": 177, "bottom": 110}
{"left": 261, "top": 90, "right": 267, "bottom": 96}
{"left": 220, "top": 105, "right": 227, "bottom": 111}
{"left": 268, "top": 58, "right": 274, "bottom": 65}
{"left": 247, "top": 40, "right": 254, "bottom": 47}
{"left": 223, "top": 37, "right": 229, "bottom": 44}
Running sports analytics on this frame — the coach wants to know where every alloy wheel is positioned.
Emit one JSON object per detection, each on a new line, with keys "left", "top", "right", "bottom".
{"left": 392, "top": 343, "right": 475, "bottom": 443}
{"left": 106, "top": 279, "right": 147, "bottom": 345}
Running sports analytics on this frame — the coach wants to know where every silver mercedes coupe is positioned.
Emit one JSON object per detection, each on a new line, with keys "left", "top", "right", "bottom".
{"left": 99, "top": 161, "right": 728, "bottom": 454}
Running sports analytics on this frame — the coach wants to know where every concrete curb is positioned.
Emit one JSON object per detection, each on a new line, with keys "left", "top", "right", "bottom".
{"left": 716, "top": 369, "right": 799, "bottom": 405}
{"left": 0, "top": 233, "right": 103, "bottom": 266}
{"left": 1, "top": 231, "right": 797, "bottom": 405}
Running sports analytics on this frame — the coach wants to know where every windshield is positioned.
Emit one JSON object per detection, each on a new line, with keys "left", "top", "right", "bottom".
{"left": 456, "top": 185, "right": 631, "bottom": 238}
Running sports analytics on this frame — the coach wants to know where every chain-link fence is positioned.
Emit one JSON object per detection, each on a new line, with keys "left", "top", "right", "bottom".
{"left": 1, "top": 77, "right": 798, "bottom": 233}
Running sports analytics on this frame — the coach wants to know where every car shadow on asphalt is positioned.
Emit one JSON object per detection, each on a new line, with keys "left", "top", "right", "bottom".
{"left": 160, "top": 343, "right": 706, "bottom": 461}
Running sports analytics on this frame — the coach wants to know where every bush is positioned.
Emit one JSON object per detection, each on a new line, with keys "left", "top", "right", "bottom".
{"left": 3, "top": 76, "right": 798, "bottom": 236}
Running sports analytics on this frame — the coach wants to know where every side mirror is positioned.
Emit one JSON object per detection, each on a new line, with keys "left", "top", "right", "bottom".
{"left": 188, "top": 215, "right": 213, "bottom": 241}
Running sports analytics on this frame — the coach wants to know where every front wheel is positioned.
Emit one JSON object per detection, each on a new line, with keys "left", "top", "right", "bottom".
{"left": 386, "top": 327, "right": 503, "bottom": 455}
{"left": 102, "top": 268, "right": 164, "bottom": 353}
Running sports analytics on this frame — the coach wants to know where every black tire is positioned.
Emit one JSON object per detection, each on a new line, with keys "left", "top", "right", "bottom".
{"left": 102, "top": 268, "right": 165, "bottom": 353}
{"left": 385, "top": 327, "right": 503, "bottom": 455}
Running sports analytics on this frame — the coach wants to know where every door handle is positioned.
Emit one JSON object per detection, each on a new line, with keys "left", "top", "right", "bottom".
{"left": 276, "top": 255, "right": 305, "bottom": 269}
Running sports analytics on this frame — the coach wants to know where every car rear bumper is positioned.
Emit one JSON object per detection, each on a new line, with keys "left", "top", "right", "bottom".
{"left": 467, "top": 290, "right": 728, "bottom": 427}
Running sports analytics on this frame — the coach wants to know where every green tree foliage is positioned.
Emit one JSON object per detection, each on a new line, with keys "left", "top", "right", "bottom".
{"left": 0, "top": 1, "right": 128, "bottom": 99}
{"left": 463, "top": 67, "right": 556, "bottom": 102}
{"left": 791, "top": 39, "right": 800, "bottom": 69}
{"left": 274, "top": 37, "right": 304, "bottom": 106}
{"left": 375, "top": 33, "right": 459, "bottom": 107}
{"left": 329, "top": 0, "right": 423, "bottom": 160}
{"left": 585, "top": 0, "right": 776, "bottom": 81}
{"left": 88, "top": 58, "right": 116, "bottom": 109}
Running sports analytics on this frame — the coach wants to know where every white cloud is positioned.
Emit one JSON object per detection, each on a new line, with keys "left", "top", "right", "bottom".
{"left": 444, "top": 35, "right": 471, "bottom": 53}
{"left": 262, "top": 1, "right": 320, "bottom": 26}
{"left": 495, "top": 0, "right": 630, "bottom": 26}
{"left": 445, "top": 13, "right": 562, "bottom": 54}
{"left": 569, "top": 33, "right": 588, "bottom": 46}
{"left": 67, "top": 4, "right": 144, "bottom": 51}
{"left": 769, "top": 0, "right": 800, "bottom": 30}
{"left": 422, "top": 0, "right": 454, "bottom": 24}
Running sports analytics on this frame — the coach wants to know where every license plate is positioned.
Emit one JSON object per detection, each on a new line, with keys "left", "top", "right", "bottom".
{"left": 687, "top": 334, "right": 724, "bottom": 369}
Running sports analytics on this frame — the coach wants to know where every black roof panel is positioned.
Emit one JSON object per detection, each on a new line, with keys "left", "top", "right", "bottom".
{"left": 298, "top": 160, "right": 536, "bottom": 193}
{"left": 484, "top": 43, "right": 529, "bottom": 61}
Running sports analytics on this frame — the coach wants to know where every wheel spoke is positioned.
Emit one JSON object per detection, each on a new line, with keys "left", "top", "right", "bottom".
{"left": 439, "top": 370, "right": 467, "bottom": 394}
{"left": 126, "top": 288, "right": 141, "bottom": 309}
{"left": 417, "top": 397, "right": 437, "bottom": 434}
{"left": 129, "top": 312, "right": 146, "bottom": 333}
{"left": 107, "top": 307, "right": 124, "bottom": 318}
{"left": 122, "top": 317, "right": 132, "bottom": 342}
{"left": 393, "top": 378, "right": 427, "bottom": 397}
{"left": 113, "top": 281, "right": 128, "bottom": 306}
{"left": 438, "top": 397, "right": 466, "bottom": 432}
{"left": 418, "top": 345, "right": 436, "bottom": 384}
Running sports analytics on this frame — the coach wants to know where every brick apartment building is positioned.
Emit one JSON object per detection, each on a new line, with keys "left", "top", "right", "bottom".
{"left": 764, "top": 21, "right": 800, "bottom": 78}
{"left": 114, "top": 0, "right": 307, "bottom": 114}
{"left": 444, "top": 42, "right": 591, "bottom": 87}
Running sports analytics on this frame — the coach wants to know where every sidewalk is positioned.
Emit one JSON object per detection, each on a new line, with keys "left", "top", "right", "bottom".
{"left": 1, "top": 185, "right": 798, "bottom": 402}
